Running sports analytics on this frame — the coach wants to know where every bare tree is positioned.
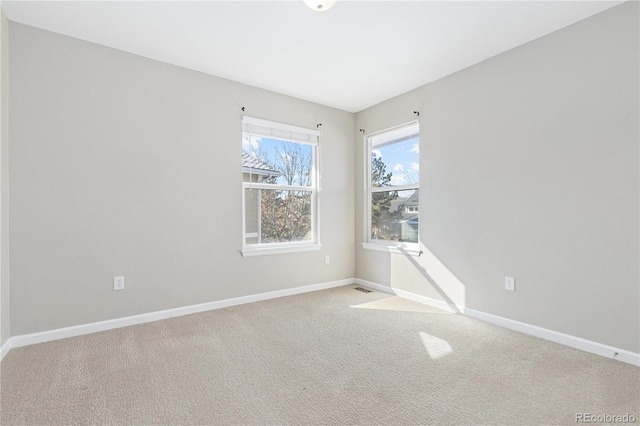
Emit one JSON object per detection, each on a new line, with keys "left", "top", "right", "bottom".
{"left": 256, "top": 142, "right": 313, "bottom": 243}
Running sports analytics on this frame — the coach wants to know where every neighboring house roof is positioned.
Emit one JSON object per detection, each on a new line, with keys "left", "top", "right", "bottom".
{"left": 404, "top": 189, "right": 419, "bottom": 206}
{"left": 390, "top": 197, "right": 407, "bottom": 213}
{"left": 242, "top": 152, "right": 282, "bottom": 177}
{"left": 389, "top": 189, "right": 419, "bottom": 212}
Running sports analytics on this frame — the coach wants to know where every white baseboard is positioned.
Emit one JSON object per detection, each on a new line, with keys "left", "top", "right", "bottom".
{"left": 354, "top": 278, "right": 394, "bottom": 295}
{"left": 355, "top": 279, "right": 639, "bottom": 367}
{"left": 0, "top": 338, "right": 11, "bottom": 361}
{"left": 0, "top": 278, "right": 354, "bottom": 361}
{"left": 355, "top": 278, "right": 465, "bottom": 314}
{"left": 463, "top": 308, "right": 640, "bottom": 367}
{"left": 3, "top": 278, "right": 638, "bottom": 367}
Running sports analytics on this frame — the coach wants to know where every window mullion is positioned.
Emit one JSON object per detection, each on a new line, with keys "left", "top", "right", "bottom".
{"left": 370, "top": 184, "right": 419, "bottom": 193}
{"left": 243, "top": 182, "right": 313, "bottom": 192}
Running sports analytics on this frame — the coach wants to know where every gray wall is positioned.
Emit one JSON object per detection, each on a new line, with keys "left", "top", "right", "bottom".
{"left": 9, "top": 23, "right": 355, "bottom": 336}
{"left": 355, "top": 2, "right": 639, "bottom": 352}
{"left": 4, "top": 2, "right": 638, "bottom": 354}
{"left": 1, "top": 10, "right": 9, "bottom": 347}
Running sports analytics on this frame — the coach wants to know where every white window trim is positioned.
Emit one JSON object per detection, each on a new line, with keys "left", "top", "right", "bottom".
{"left": 242, "top": 243, "right": 322, "bottom": 257}
{"left": 364, "top": 120, "right": 420, "bottom": 253}
{"left": 241, "top": 116, "right": 321, "bottom": 257}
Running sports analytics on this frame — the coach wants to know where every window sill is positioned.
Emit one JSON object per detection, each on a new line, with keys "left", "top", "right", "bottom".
{"left": 362, "top": 242, "right": 422, "bottom": 257}
{"left": 241, "top": 243, "right": 321, "bottom": 257}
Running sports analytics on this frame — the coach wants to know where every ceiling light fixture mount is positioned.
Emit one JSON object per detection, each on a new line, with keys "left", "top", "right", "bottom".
{"left": 304, "top": 0, "right": 337, "bottom": 12}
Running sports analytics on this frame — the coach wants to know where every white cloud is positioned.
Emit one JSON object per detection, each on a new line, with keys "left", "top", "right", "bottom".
{"left": 392, "top": 163, "right": 419, "bottom": 185}
{"left": 372, "top": 149, "right": 382, "bottom": 158}
{"left": 390, "top": 174, "right": 409, "bottom": 186}
{"left": 410, "top": 143, "right": 419, "bottom": 154}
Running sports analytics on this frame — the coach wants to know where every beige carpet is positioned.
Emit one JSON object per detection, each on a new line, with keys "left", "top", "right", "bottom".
{"left": 1, "top": 285, "right": 638, "bottom": 425}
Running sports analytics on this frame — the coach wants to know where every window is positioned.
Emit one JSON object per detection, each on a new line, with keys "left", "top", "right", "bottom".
{"left": 241, "top": 116, "right": 320, "bottom": 256}
{"left": 364, "top": 121, "right": 420, "bottom": 253}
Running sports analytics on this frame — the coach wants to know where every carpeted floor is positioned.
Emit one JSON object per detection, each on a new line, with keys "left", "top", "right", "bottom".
{"left": 1, "top": 285, "right": 638, "bottom": 425}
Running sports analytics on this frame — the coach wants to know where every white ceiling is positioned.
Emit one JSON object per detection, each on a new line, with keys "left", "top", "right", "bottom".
{"left": 2, "top": 1, "right": 624, "bottom": 112}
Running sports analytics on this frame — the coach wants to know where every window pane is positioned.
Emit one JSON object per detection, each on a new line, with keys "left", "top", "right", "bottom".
{"left": 371, "top": 136, "right": 419, "bottom": 187}
{"left": 244, "top": 187, "right": 260, "bottom": 244}
{"left": 371, "top": 189, "right": 419, "bottom": 243}
{"left": 245, "top": 188, "right": 312, "bottom": 245}
{"left": 242, "top": 136, "right": 313, "bottom": 187}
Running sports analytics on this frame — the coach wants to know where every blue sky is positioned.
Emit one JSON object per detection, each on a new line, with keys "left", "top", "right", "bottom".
{"left": 242, "top": 135, "right": 312, "bottom": 186}
{"left": 243, "top": 134, "right": 419, "bottom": 187}
{"left": 372, "top": 136, "right": 420, "bottom": 186}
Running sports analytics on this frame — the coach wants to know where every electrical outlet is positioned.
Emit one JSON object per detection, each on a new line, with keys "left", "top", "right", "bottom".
{"left": 114, "top": 276, "right": 124, "bottom": 291}
{"left": 325, "top": 255, "right": 330, "bottom": 265}
{"left": 505, "top": 276, "right": 515, "bottom": 292}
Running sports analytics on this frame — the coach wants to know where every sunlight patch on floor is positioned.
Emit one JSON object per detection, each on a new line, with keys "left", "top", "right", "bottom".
{"left": 420, "top": 332, "right": 453, "bottom": 359}
{"left": 350, "top": 296, "right": 453, "bottom": 315}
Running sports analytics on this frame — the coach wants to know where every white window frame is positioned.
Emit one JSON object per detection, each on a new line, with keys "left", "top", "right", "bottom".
{"left": 241, "top": 116, "right": 321, "bottom": 257}
{"left": 363, "top": 121, "right": 420, "bottom": 256}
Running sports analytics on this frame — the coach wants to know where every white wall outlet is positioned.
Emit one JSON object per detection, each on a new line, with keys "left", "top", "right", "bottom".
{"left": 505, "top": 276, "right": 515, "bottom": 291}
{"left": 325, "top": 255, "right": 330, "bottom": 265}
{"left": 114, "top": 276, "right": 124, "bottom": 291}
